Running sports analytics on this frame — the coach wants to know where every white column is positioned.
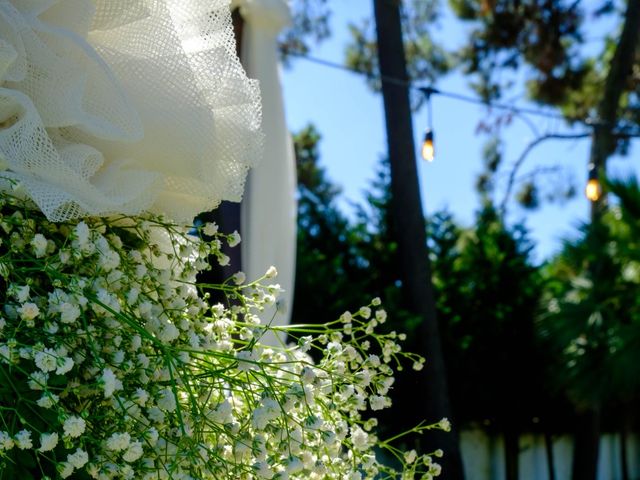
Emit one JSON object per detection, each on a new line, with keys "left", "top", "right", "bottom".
{"left": 236, "top": 0, "right": 297, "bottom": 345}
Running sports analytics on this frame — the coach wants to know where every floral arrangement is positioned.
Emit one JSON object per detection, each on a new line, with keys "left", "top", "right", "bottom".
{"left": 0, "top": 1, "right": 447, "bottom": 478}
{"left": 0, "top": 192, "right": 446, "bottom": 479}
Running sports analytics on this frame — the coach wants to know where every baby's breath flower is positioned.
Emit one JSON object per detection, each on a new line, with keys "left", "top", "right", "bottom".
{"left": 34, "top": 348, "right": 58, "bottom": 373}
{"left": 67, "top": 449, "right": 89, "bottom": 469}
{"left": 202, "top": 222, "right": 218, "bottom": 236}
{"left": 350, "top": 426, "right": 369, "bottom": 451}
{"left": 375, "top": 309, "right": 387, "bottom": 323}
{"left": 74, "top": 222, "right": 90, "bottom": 246}
{"left": 57, "top": 462, "right": 74, "bottom": 479}
{"left": 438, "top": 418, "right": 452, "bottom": 432}
{"left": 0, "top": 431, "right": 14, "bottom": 451}
{"left": 56, "top": 356, "right": 74, "bottom": 375}
{"left": 0, "top": 345, "right": 12, "bottom": 363}
{"left": 101, "top": 368, "right": 121, "bottom": 398}
{"left": 14, "top": 430, "right": 32, "bottom": 450}
{"left": 38, "top": 432, "right": 58, "bottom": 452}
{"left": 59, "top": 302, "right": 81, "bottom": 323}
{"left": 265, "top": 265, "right": 278, "bottom": 278}
{"left": 404, "top": 449, "right": 418, "bottom": 464}
{"left": 31, "top": 233, "right": 48, "bottom": 257}
{"left": 369, "top": 395, "right": 388, "bottom": 411}
{"left": 28, "top": 371, "right": 48, "bottom": 390}
{"left": 254, "top": 461, "right": 274, "bottom": 479}
{"left": 157, "top": 388, "right": 177, "bottom": 412}
{"left": 63, "top": 416, "right": 86, "bottom": 438}
{"left": 228, "top": 230, "right": 241, "bottom": 247}
{"left": 13, "top": 285, "right": 30, "bottom": 303}
{"left": 122, "top": 441, "right": 144, "bottom": 462}
{"left": 18, "top": 302, "right": 40, "bottom": 321}
{"left": 0, "top": 196, "right": 437, "bottom": 479}
{"left": 233, "top": 271, "right": 246, "bottom": 285}
{"left": 36, "top": 393, "right": 59, "bottom": 409}
{"left": 106, "top": 432, "right": 131, "bottom": 451}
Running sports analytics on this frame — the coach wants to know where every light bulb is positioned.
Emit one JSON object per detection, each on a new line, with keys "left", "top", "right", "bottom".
{"left": 585, "top": 178, "right": 601, "bottom": 202}
{"left": 422, "top": 129, "right": 435, "bottom": 162}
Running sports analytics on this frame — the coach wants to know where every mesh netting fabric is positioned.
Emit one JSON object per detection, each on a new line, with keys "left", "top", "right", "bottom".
{"left": 0, "top": 0, "right": 262, "bottom": 223}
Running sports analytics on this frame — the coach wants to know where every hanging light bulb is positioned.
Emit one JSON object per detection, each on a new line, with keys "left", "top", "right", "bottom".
{"left": 585, "top": 163, "right": 601, "bottom": 202}
{"left": 419, "top": 86, "right": 436, "bottom": 162}
{"left": 422, "top": 128, "right": 435, "bottom": 162}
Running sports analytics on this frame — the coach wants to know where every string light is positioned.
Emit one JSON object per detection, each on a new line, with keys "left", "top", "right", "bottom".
{"left": 585, "top": 163, "right": 602, "bottom": 202}
{"left": 422, "top": 128, "right": 435, "bottom": 162}
{"left": 421, "top": 87, "right": 435, "bottom": 161}
{"left": 280, "top": 47, "right": 640, "bottom": 199}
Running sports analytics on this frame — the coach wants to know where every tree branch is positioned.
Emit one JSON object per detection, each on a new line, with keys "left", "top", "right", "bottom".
{"left": 500, "top": 133, "right": 591, "bottom": 217}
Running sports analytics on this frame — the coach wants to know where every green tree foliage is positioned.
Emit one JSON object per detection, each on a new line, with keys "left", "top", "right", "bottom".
{"left": 285, "top": 3, "right": 640, "bottom": 477}
{"left": 429, "top": 206, "right": 551, "bottom": 479}
{"left": 292, "top": 125, "right": 429, "bottom": 451}
{"left": 280, "top": 0, "right": 331, "bottom": 58}
{"left": 292, "top": 123, "right": 416, "bottom": 338}
{"left": 539, "top": 177, "right": 640, "bottom": 408}
{"left": 450, "top": 0, "right": 640, "bottom": 213}
{"left": 345, "top": 0, "right": 451, "bottom": 100}
{"left": 450, "top": 0, "right": 585, "bottom": 105}
{"left": 537, "top": 176, "right": 640, "bottom": 479}
{"left": 292, "top": 124, "right": 362, "bottom": 322}
{"left": 292, "top": 124, "right": 556, "bottom": 478}
{"left": 430, "top": 207, "right": 545, "bottom": 429}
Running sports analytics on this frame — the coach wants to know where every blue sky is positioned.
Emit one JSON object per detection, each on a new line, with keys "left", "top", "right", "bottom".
{"left": 281, "top": 1, "right": 638, "bottom": 262}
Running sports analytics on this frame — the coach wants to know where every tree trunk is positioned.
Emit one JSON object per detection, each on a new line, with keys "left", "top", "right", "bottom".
{"left": 571, "top": 407, "right": 601, "bottom": 480}
{"left": 588, "top": 0, "right": 640, "bottom": 220}
{"left": 544, "top": 431, "right": 556, "bottom": 480}
{"left": 578, "top": 3, "right": 640, "bottom": 478}
{"left": 372, "top": 1, "right": 464, "bottom": 478}
{"left": 620, "top": 402, "right": 631, "bottom": 480}
{"left": 504, "top": 427, "right": 519, "bottom": 480}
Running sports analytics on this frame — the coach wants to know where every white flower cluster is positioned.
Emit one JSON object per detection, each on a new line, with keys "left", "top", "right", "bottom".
{"left": 0, "top": 194, "right": 444, "bottom": 479}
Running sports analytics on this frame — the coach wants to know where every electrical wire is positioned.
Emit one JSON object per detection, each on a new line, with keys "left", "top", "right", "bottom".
{"left": 280, "top": 47, "right": 591, "bottom": 125}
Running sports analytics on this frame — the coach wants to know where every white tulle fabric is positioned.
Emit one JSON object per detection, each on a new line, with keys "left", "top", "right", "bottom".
{"left": 0, "top": 0, "right": 261, "bottom": 223}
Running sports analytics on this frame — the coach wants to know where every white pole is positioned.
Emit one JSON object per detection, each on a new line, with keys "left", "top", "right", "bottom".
{"left": 236, "top": 0, "right": 297, "bottom": 345}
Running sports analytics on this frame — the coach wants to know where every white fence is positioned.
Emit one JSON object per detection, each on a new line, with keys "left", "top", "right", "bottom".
{"left": 461, "top": 430, "right": 640, "bottom": 480}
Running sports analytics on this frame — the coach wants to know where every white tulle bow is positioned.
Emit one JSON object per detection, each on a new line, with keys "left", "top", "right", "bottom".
{"left": 0, "top": 0, "right": 262, "bottom": 223}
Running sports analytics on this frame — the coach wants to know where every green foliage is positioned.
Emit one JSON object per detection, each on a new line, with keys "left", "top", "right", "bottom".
{"left": 344, "top": 0, "right": 452, "bottom": 107}
{"left": 450, "top": 0, "right": 585, "bottom": 104}
{"left": 292, "top": 127, "right": 432, "bottom": 448}
{"left": 286, "top": 1, "right": 640, "bottom": 215}
{"left": 280, "top": 0, "right": 331, "bottom": 60}
{"left": 292, "top": 124, "right": 368, "bottom": 323}
{"left": 539, "top": 177, "right": 640, "bottom": 409}
{"left": 293, "top": 124, "right": 551, "bottom": 433}
{"left": 515, "top": 182, "right": 539, "bottom": 210}
{"left": 292, "top": 126, "right": 416, "bottom": 335}
{"left": 430, "top": 207, "right": 547, "bottom": 429}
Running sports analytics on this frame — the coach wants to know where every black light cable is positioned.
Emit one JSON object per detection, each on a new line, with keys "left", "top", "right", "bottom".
{"left": 281, "top": 46, "right": 640, "bottom": 199}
